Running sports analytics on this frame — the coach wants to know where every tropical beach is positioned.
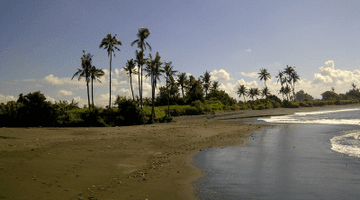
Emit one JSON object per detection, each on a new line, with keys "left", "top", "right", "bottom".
{"left": 0, "top": 104, "right": 359, "bottom": 200}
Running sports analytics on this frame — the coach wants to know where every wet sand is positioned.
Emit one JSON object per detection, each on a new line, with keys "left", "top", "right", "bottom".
{"left": 0, "top": 104, "right": 359, "bottom": 200}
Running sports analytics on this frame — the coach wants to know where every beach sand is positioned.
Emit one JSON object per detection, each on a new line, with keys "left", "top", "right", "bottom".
{"left": 0, "top": 104, "right": 359, "bottom": 200}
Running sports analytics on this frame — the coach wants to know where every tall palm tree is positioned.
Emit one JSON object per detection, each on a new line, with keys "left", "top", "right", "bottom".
{"left": 201, "top": 70, "right": 211, "bottom": 97}
{"left": 145, "top": 52, "right": 164, "bottom": 122}
{"left": 211, "top": 81, "right": 219, "bottom": 93}
{"left": 275, "top": 70, "right": 285, "bottom": 86}
{"left": 164, "top": 61, "right": 178, "bottom": 117}
{"left": 99, "top": 34, "right": 122, "bottom": 109}
{"left": 123, "top": 59, "right": 138, "bottom": 101}
{"left": 131, "top": 28, "right": 152, "bottom": 109}
{"left": 236, "top": 85, "right": 247, "bottom": 102}
{"left": 177, "top": 72, "right": 187, "bottom": 98}
{"left": 72, "top": 51, "right": 92, "bottom": 109}
{"left": 135, "top": 50, "right": 146, "bottom": 105}
{"left": 258, "top": 68, "right": 271, "bottom": 88}
{"left": 89, "top": 66, "right": 105, "bottom": 109}
{"left": 284, "top": 65, "right": 300, "bottom": 101}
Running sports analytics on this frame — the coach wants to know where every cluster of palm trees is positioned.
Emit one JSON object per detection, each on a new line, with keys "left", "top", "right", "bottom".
{"left": 236, "top": 66, "right": 300, "bottom": 102}
{"left": 71, "top": 50, "right": 105, "bottom": 109}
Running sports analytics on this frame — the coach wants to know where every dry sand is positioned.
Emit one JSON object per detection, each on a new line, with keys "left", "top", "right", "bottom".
{"left": 0, "top": 104, "right": 359, "bottom": 200}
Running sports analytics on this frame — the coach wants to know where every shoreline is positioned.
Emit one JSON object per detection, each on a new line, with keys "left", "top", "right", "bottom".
{"left": 0, "top": 104, "right": 359, "bottom": 199}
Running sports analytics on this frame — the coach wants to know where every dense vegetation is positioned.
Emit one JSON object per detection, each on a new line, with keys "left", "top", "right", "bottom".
{"left": 1, "top": 28, "right": 359, "bottom": 127}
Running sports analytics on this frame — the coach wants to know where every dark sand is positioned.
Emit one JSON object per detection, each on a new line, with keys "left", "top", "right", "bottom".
{"left": 0, "top": 104, "right": 359, "bottom": 200}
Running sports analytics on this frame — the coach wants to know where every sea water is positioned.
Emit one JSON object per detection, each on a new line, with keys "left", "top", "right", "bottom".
{"left": 194, "top": 107, "right": 360, "bottom": 199}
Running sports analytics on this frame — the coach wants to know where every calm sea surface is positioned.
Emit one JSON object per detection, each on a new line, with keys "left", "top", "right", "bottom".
{"left": 194, "top": 107, "right": 360, "bottom": 199}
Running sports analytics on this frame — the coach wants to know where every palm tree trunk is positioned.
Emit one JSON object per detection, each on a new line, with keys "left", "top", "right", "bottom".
{"left": 91, "top": 79, "right": 94, "bottom": 109}
{"left": 86, "top": 81, "right": 90, "bottom": 110}
{"left": 151, "top": 75, "right": 155, "bottom": 123}
{"left": 181, "top": 86, "right": 184, "bottom": 98}
{"left": 140, "top": 64, "right": 143, "bottom": 109}
{"left": 130, "top": 74, "right": 135, "bottom": 101}
{"left": 167, "top": 80, "right": 170, "bottom": 117}
{"left": 138, "top": 65, "right": 141, "bottom": 106}
{"left": 109, "top": 53, "right": 112, "bottom": 109}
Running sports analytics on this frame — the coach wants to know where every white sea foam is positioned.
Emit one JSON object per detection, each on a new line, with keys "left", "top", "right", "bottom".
{"left": 293, "top": 108, "right": 360, "bottom": 116}
{"left": 330, "top": 130, "right": 360, "bottom": 157}
{"left": 261, "top": 116, "right": 360, "bottom": 125}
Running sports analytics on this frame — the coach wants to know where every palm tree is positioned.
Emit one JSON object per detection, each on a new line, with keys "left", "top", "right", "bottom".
{"left": 211, "top": 81, "right": 219, "bottom": 93}
{"left": 123, "top": 59, "right": 138, "bottom": 101}
{"left": 258, "top": 68, "right": 271, "bottom": 88}
{"left": 135, "top": 50, "right": 146, "bottom": 106}
{"left": 236, "top": 85, "right": 247, "bottom": 102}
{"left": 131, "top": 28, "right": 152, "bottom": 109}
{"left": 248, "top": 87, "right": 259, "bottom": 101}
{"left": 71, "top": 51, "right": 92, "bottom": 109}
{"left": 261, "top": 87, "right": 271, "bottom": 99}
{"left": 177, "top": 72, "right": 187, "bottom": 98}
{"left": 275, "top": 70, "right": 285, "bottom": 86}
{"left": 284, "top": 65, "right": 300, "bottom": 101}
{"left": 201, "top": 70, "right": 211, "bottom": 97}
{"left": 145, "top": 52, "right": 164, "bottom": 122}
{"left": 99, "top": 34, "right": 122, "bottom": 109}
{"left": 164, "top": 61, "right": 178, "bottom": 117}
{"left": 89, "top": 66, "right": 105, "bottom": 109}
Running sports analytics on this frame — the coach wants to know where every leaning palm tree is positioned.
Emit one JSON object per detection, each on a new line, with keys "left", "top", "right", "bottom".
{"left": 164, "top": 61, "right": 178, "bottom": 117}
{"left": 72, "top": 51, "right": 92, "bottom": 109}
{"left": 145, "top": 52, "right": 164, "bottom": 122}
{"left": 236, "top": 85, "right": 247, "bottom": 102}
{"left": 132, "top": 28, "right": 152, "bottom": 108}
{"left": 177, "top": 72, "right": 187, "bottom": 98}
{"left": 258, "top": 68, "right": 271, "bottom": 88}
{"left": 99, "top": 34, "right": 122, "bottom": 109}
{"left": 123, "top": 59, "right": 138, "bottom": 101}
{"left": 201, "top": 70, "right": 211, "bottom": 97}
{"left": 89, "top": 66, "right": 105, "bottom": 109}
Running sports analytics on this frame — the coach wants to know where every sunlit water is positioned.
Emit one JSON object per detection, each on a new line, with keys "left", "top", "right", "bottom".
{"left": 195, "top": 107, "right": 360, "bottom": 199}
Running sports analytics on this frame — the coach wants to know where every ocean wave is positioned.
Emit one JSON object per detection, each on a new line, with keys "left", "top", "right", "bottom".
{"left": 330, "top": 130, "right": 360, "bottom": 157}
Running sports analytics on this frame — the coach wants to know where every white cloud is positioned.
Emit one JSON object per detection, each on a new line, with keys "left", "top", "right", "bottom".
{"left": 246, "top": 49, "right": 252, "bottom": 52}
{"left": 240, "top": 72, "right": 258, "bottom": 78}
{"left": 0, "top": 94, "right": 17, "bottom": 103}
{"left": 44, "top": 74, "right": 85, "bottom": 86}
{"left": 210, "top": 69, "right": 232, "bottom": 82}
{"left": 45, "top": 95, "right": 56, "bottom": 103}
{"left": 94, "top": 93, "right": 117, "bottom": 108}
{"left": 56, "top": 90, "right": 74, "bottom": 97}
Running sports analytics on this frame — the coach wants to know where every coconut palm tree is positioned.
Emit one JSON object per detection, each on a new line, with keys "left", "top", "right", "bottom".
{"left": 248, "top": 87, "right": 259, "bottom": 101}
{"left": 261, "top": 87, "right": 271, "bottom": 99}
{"left": 145, "top": 52, "right": 164, "bottom": 122}
{"left": 123, "top": 59, "right": 138, "bottom": 101}
{"left": 71, "top": 51, "right": 92, "bottom": 109}
{"left": 284, "top": 65, "right": 300, "bottom": 101}
{"left": 131, "top": 28, "right": 152, "bottom": 108}
{"left": 211, "top": 81, "right": 219, "bottom": 93}
{"left": 99, "top": 34, "right": 122, "bottom": 109}
{"left": 258, "top": 68, "right": 271, "bottom": 88}
{"left": 89, "top": 66, "right": 105, "bottom": 109}
{"left": 236, "top": 85, "right": 247, "bottom": 102}
{"left": 135, "top": 50, "right": 146, "bottom": 106}
{"left": 201, "top": 70, "right": 211, "bottom": 97}
{"left": 177, "top": 72, "right": 187, "bottom": 98}
{"left": 164, "top": 61, "right": 178, "bottom": 117}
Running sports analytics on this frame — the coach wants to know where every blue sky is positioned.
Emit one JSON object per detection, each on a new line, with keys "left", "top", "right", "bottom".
{"left": 1, "top": 0, "right": 360, "bottom": 107}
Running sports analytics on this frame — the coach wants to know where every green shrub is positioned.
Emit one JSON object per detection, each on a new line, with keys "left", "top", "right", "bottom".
{"left": 115, "top": 96, "right": 145, "bottom": 126}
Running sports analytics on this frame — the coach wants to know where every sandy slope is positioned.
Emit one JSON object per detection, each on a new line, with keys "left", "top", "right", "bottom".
{"left": 0, "top": 104, "right": 359, "bottom": 200}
